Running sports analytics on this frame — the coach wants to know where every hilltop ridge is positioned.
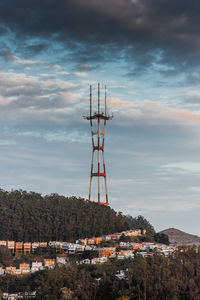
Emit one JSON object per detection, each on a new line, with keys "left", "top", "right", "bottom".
{"left": 159, "top": 227, "right": 200, "bottom": 245}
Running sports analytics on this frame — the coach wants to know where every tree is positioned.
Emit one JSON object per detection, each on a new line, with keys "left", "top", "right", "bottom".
{"left": 60, "top": 287, "right": 76, "bottom": 300}
{"left": 119, "top": 234, "right": 132, "bottom": 243}
{"left": 154, "top": 233, "right": 170, "bottom": 245}
{"left": 126, "top": 215, "right": 155, "bottom": 235}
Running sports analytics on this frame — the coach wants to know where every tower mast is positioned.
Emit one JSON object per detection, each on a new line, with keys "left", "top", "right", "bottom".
{"left": 84, "top": 83, "right": 113, "bottom": 206}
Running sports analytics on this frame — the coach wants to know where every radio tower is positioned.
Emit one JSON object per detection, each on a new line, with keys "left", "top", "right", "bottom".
{"left": 84, "top": 83, "right": 113, "bottom": 206}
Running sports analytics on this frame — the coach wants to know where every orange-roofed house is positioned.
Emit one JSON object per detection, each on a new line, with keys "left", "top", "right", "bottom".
{"left": 40, "top": 242, "right": 47, "bottom": 248}
{"left": 95, "top": 237, "right": 102, "bottom": 244}
{"left": 44, "top": 259, "right": 55, "bottom": 268}
{"left": 16, "top": 242, "right": 23, "bottom": 254}
{"left": 24, "top": 243, "right": 31, "bottom": 254}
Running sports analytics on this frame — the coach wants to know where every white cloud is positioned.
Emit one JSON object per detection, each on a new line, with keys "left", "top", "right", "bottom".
{"left": 161, "top": 162, "right": 200, "bottom": 174}
{"left": 73, "top": 72, "right": 87, "bottom": 77}
{"left": 0, "top": 139, "right": 16, "bottom": 145}
{"left": 17, "top": 130, "right": 90, "bottom": 144}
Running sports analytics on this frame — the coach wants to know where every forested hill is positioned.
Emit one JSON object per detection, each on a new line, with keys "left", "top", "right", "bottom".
{"left": 0, "top": 190, "right": 129, "bottom": 242}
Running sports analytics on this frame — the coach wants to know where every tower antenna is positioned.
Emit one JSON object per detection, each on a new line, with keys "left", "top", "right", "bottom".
{"left": 105, "top": 85, "right": 107, "bottom": 116}
{"left": 90, "top": 85, "right": 92, "bottom": 117}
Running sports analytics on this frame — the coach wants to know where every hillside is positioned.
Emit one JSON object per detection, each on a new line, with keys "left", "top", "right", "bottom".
{"left": 160, "top": 228, "right": 200, "bottom": 245}
{"left": 0, "top": 190, "right": 129, "bottom": 242}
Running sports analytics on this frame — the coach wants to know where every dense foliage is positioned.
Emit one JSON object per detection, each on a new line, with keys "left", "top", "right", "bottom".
{"left": 126, "top": 215, "right": 156, "bottom": 235}
{"left": 126, "top": 215, "right": 169, "bottom": 245}
{"left": 0, "top": 190, "right": 128, "bottom": 242}
{"left": 1, "top": 247, "right": 200, "bottom": 299}
{"left": 154, "top": 233, "right": 170, "bottom": 245}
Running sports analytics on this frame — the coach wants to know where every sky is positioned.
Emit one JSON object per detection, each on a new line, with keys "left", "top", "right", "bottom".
{"left": 1, "top": 0, "right": 200, "bottom": 235}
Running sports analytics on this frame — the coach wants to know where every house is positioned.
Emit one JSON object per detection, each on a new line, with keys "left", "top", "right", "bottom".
{"left": 67, "top": 244, "right": 76, "bottom": 254}
{"left": 126, "top": 252, "right": 135, "bottom": 258}
{"left": 31, "top": 242, "right": 40, "bottom": 251}
{"left": 49, "top": 241, "right": 62, "bottom": 250}
{"left": 109, "top": 253, "right": 116, "bottom": 258}
{"left": 0, "top": 267, "right": 5, "bottom": 276}
{"left": 131, "top": 243, "right": 140, "bottom": 250}
{"left": 44, "top": 259, "right": 55, "bottom": 268}
{"left": 32, "top": 261, "right": 43, "bottom": 269}
{"left": 19, "top": 263, "right": 30, "bottom": 275}
{"left": 110, "top": 234, "right": 120, "bottom": 240}
{"left": 31, "top": 261, "right": 44, "bottom": 273}
{"left": 87, "top": 238, "right": 96, "bottom": 245}
{"left": 24, "top": 291, "right": 36, "bottom": 298}
{"left": 56, "top": 257, "right": 66, "bottom": 265}
{"left": 24, "top": 243, "right": 31, "bottom": 254}
{"left": 5, "top": 267, "right": 16, "bottom": 274}
{"left": 62, "top": 242, "right": 70, "bottom": 252}
{"left": 82, "top": 259, "right": 90, "bottom": 264}
{"left": 0, "top": 241, "right": 7, "bottom": 247}
{"left": 20, "top": 263, "right": 30, "bottom": 270}
{"left": 76, "top": 245, "right": 85, "bottom": 252}
{"left": 118, "top": 250, "right": 132, "bottom": 257}
{"left": 21, "top": 268, "right": 30, "bottom": 275}
{"left": 115, "top": 270, "right": 126, "bottom": 280}
{"left": 79, "top": 239, "right": 87, "bottom": 246}
{"left": 122, "top": 229, "right": 142, "bottom": 237}
{"left": 95, "top": 237, "right": 102, "bottom": 244}
{"left": 17, "top": 292, "right": 24, "bottom": 298}
{"left": 2, "top": 293, "right": 9, "bottom": 299}
{"left": 120, "top": 242, "right": 132, "bottom": 248}
{"left": 117, "top": 254, "right": 125, "bottom": 260}
{"left": 85, "top": 245, "right": 93, "bottom": 251}
{"left": 39, "top": 242, "right": 47, "bottom": 248}
{"left": 7, "top": 241, "right": 15, "bottom": 252}
{"left": 65, "top": 243, "right": 84, "bottom": 254}
{"left": 136, "top": 251, "right": 148, "bottom": 257}
{"left": 138, "top": 244, "right": 147, "bottom": 251}
{"left": 48, "top": 241, "right": 56, "bottom": 247}
{"left": 91, "top": 258, "right": 99, "bottom": 265}
{"left": 12, "top": 269, "right": 22, "bottom": 275}
{"left": 104, "top": 236, "right": 111, "bottom": 241}
{"left": 55, "top": 241, "right": 62, "bottom": 251}
{"left": 98, "top": 247, "right": 115, "bottom": 257}
{"left": 8, "top": 294, "right": 18, "bottom": 300}
{"left": 16, "top": 242, "right": 23, "bottom": 254}
{"left": 99, "top": 257, "right": 108, "bottom": 263}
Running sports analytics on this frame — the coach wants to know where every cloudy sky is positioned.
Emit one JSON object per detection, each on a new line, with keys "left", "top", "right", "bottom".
{"left": 1, "top": 0, "right": 200, "bottom": 234}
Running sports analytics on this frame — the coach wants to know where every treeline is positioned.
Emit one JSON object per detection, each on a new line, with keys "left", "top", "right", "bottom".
{"left": 126, "top": 215, "right": 169, "bottom": 245}
{"left": 0, "top": 247, "right": 200, "bottom": 299}
{"left": 0, "top": 190, "right": 128, "bottom": 242}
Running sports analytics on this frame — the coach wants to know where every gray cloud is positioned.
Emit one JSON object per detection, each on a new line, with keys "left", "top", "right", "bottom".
{"left": 0, "top": 50, "right": 15, "bottom": 62}
{"left": 0, "top": 71, "right": 85, "bottom": 132}
{"left": 24, "top": 43, "right": 49, "bottom": 54}
{"left": 0, "top": 0, "right": 199, "bottom": 75}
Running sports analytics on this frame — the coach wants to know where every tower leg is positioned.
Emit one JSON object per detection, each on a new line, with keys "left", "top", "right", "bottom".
{"left": 102, "top": 150, "right": 108, "bottom": 205}
{"left": 89, "top": 150, "right": 94, "bottom": 201}
{"left": 103, "top": 119, "right": 108, "bottom": 205}
{"left": 98, "top": 117, "right": 100, "bottom": 203}
{"left": 89, "top": 119, "right": 94, "bottom": 201}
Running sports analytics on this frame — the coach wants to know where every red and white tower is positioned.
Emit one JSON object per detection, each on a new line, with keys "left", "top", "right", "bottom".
{"left": 84, "top": 83, "right": 113, "bottom": 206}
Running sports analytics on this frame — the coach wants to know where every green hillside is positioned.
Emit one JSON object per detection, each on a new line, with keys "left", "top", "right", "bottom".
{"left": 0, "top": 190, "right": 129, "bottom": 242}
